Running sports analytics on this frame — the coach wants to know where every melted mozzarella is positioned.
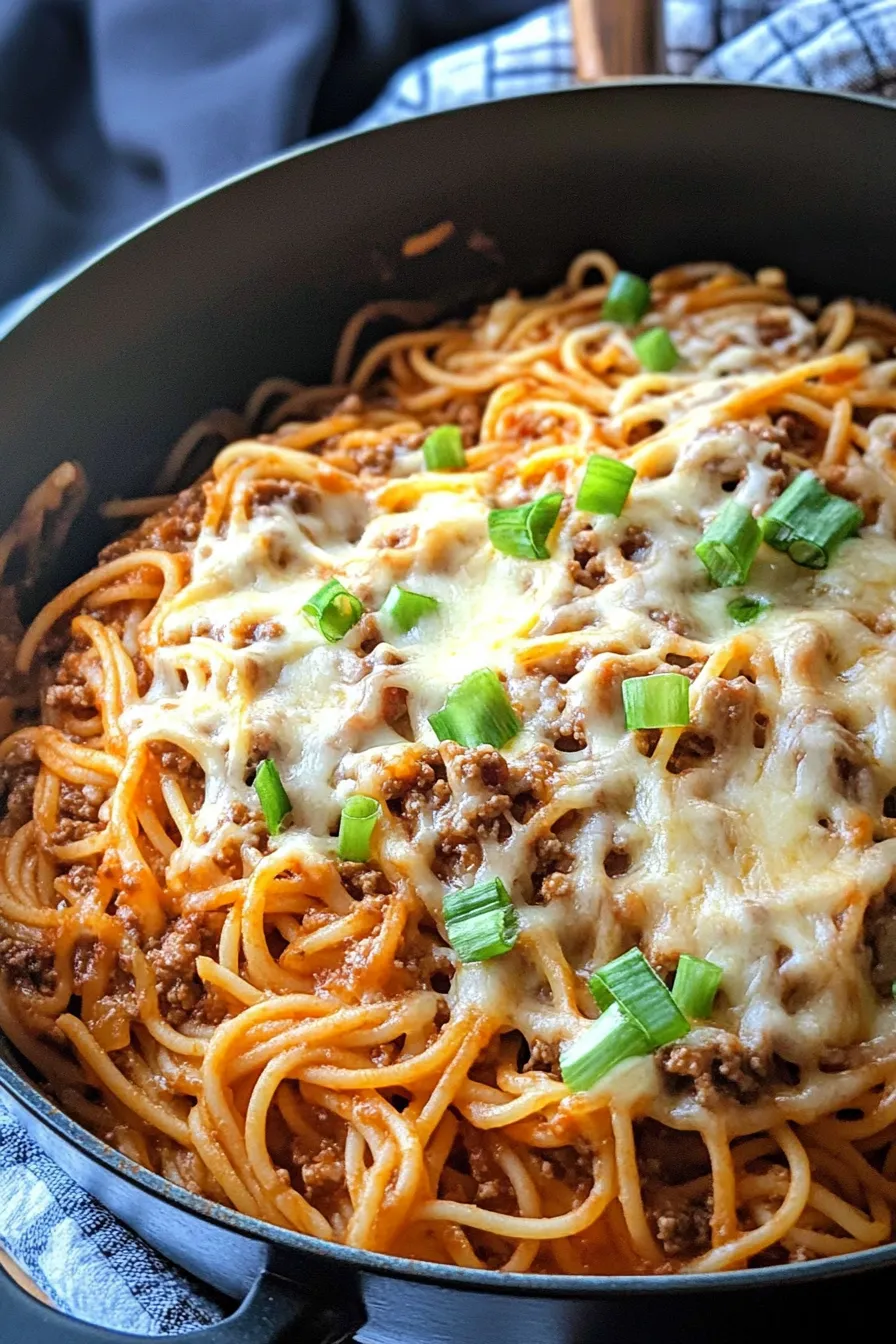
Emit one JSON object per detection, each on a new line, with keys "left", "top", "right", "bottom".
{"left": 120, "top": 310, "right": 896, "bottom": 1114}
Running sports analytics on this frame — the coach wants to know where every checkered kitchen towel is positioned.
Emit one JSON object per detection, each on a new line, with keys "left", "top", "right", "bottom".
{"left": 2, "top": 0, "right": 896, "bottom": 1334}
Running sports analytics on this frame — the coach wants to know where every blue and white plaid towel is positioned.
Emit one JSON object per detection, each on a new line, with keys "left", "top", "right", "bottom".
{"left": 2, "top": 0, "right": 896, "bottom": 1333}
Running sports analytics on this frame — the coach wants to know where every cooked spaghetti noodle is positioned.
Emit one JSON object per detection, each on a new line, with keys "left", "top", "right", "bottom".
{"left": 1, "top": 251, "right": 896, "bottom": 1274}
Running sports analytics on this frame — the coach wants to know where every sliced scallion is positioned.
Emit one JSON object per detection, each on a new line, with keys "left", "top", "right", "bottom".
{"left": 633, "top": 327, "right": 679, "bottom": 373}
{"left": 695, "top": 500, "right": 762, "bottom": 587}
{"left": 759, "top": 471, "right": 862, "bottom": 569}
{"left": 576, "top": 454, "right": 636, "bottom": 517}
{"left": 253, "top": 759, "right": 291, "bottom": 836}
{"left": 589, "top": 947, "right": 688, "bottom": 1048}
{"left": 727, "top": 595, "right": 770, "bottom": 626}
{"left": 671, "top": 954, "right": 723, "bottom": 1020}
{"left": 488, "top": 492, "right": 563, "bottom": 561}
{"left": 381, "top": 585, "right": 439, "bottom": 633}
{"left": 560, "top": 1003, "right": 651, "bottom": 1092}
{"left": 422, "top": 425, "right": 467, "bottom": 472}
{"left": 622, "top": 673, "right": 690, "bottom": 731}
{"left": 429, "top": 668, "right": 521, "bottom": 749}
{"left": 603, "top": 272, "right": 651, "bottom": 324}
{"left": 443, "top": 876, "right": 519, "bottom": 963}
{"left": 337, "top": 794, "right": 380, "bottom": 862}
{"left": 302, "top": 578, "right": 364, "bottom": 642}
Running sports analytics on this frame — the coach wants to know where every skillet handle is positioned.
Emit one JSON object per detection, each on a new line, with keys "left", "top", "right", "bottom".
{"left": 0, "top": 1260, "right": 362, "bottom": 1343}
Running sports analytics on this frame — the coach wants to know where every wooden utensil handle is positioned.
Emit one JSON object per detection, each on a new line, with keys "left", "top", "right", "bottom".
{"left": 569, "top": 0, "right": 665, "bottom": 79}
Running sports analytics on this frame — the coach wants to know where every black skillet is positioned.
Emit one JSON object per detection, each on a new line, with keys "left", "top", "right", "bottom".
{"left": 0, "top": 77, "right": 894, "bottom": 1342}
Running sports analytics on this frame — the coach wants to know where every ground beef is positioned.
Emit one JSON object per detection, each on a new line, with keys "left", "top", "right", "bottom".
{"left": 243, "top": 479, "right": 319, "bottom": 517}
{"left": 0, "top": 933, "right": 57, "bottom": 994}
{"left": 765, "top": 411, "right": 825, "bottom": 459}
{"left": 322, "top": 437, "right": 400, "bottom": 476}
{"left": 0, "top": 739, "right": 38, "bottom": 835}
{"left": 507, "top": 744, "right": 557, "bottom": 820}
{"left": 659, "top": 1033, "right": 767, "bottom": 1106}
{"left": 145, "top": 912, "right": 220, "bottom": 1026}
{"left": 620, "top": 527, "right": 652, "bottom": 562}
{"left": 42, "top": 642, "right": 96, "bottom": 716}
{"left": 569, "top": 524, "right": 607, "bottom": 590}
{"left": 62, "top": 863, "right": 99, "bottom": 901}
{"left": 432, "top": 821, "right": 482, "bottom": 885}
{"left": 338, "top": 861, "right": 392, "bottom": 901}
{"left": 863, "top": 883, "right": 896, "bottom": 996}
{"left": 99, "top": 482, "right": 208, "bottom": 562}
{"left": 522, "top": 1036, "right": 561, "bottom": 1077}
{"left": 151, "top": 745, "right": 204, "bottom": 832}
{"left": 383, "top": 749, "right": 449, "bottom": 830}
{"left": 51, "top": 781, "right": 107, "bottom": 845}
{"left": 651, "top": 1199, "right": 713, "bottom": 1258}
{"left": 529, "top": 830, "right": 573, "bottom": 904}
{"left": 294, "top": 1138, "right": 345, "bottom": 1193}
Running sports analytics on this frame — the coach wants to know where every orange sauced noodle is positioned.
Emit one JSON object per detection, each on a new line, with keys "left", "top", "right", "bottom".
{"left": 1, "top": 251, "right": 896, "bottom": 1274}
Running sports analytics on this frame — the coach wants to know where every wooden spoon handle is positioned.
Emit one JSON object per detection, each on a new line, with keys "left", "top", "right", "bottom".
{"left": 569, "top": 0, "right": 665, "bottom": 79}
{"left": 0, "top": 1245, "right": 52, "bottom": 1306}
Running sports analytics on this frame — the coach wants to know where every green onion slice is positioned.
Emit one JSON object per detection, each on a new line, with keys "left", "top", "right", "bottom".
{"left": 603, "top": 272, "right": 651, "bottom": 324}
{"left": 337, "top": 794, "right": 380, "bottom": 862}
{"left": 633, "top": 327, "right": 679, "bottom": 373}
{"left": 488, "top": 492, "right": 563, "bottom": 560}
{"left": 381, "top": 585, "right": 439, "bottom": 633}
{"left": 575, "top": 454, "right": 636, "bottom": 517}
{"left": 443, "top": 876, "right": 519, "bottom": 963}
{"left": 622, "top": 673, "right": 690, "bottom": 731}
{"left": 727, "top": 595, "right": 770, "bottom": 626}
{"left": 560, "top": 1003, "right": 651, "bottom": 1092}
{"left": 429, "top": 668, "right": 522, "bottom": 749}
{"left": 672, "top": 954, "right": 723, "bottom": 1020}
{"left": 253, "top": 759, "right": 291, "bottom": 836}
{"left": 589, "top": 947, "right": 688, "bottom": 1048}
{"left": 302, "top": 578, "right": 364, "bottom": 642}
{"left": 695, "top": 500, "right": 762, "bottom": 587}
{"left": 422, "top": 425, "right": 467, "bottom": 472}
{"left": 759, "top": 471, "right": 862, "bottom": 569}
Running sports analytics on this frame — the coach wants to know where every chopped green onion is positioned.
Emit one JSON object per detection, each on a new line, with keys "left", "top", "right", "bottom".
{"left": 337, "top": 794, "right": 380, "bottom": 862}
{"left": 302, "top": 578, "right": 364, "bottom": 642}
{"left": 759, "top": 471, "right": 862, "bottom": 569}
{"left": 603, "top": 272, "right": 651, "bottom": 324}
{"left": 488, "top": 492, "right": 563, "bottom": 560}
{"left": 429, "top": 668, "right": 521, "bottom": 749}
{"left": 381, "top": 585, "right": 439, "bottom": 633}
{"left": 560, "top": 1003, "right": 651, "bottom": 1092}
{"left": 672, "top": 954, "right": 723, "bottom": 1019}
{"left": 727, "top": 595, "right": 771, "bottom": 626}
{"left": 633, "top": 327, "right": 679, "bottom": 373}
{"left": 422, "top": 425, "right": 467, "bottom": 472}
{"left": 443, "top": 876, "right": 519, "bottom": 963}
{"left": 253, "top": 759, "right": 291, "bottom": 836}
{"left": 589, "top": 947, "right": 688, "bottom": 1048}
{"left": 622, "top": 673, "right": 690, "bottom": 731}
{"left": 695, "top": 500, "right": 762, "bottom": 587}
{"left": 575, "top": 455, "right": 636, "bottom": 517}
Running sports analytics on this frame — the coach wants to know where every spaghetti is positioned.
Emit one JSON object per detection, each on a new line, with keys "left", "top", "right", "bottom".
{"left": 1, "top": 251, "right": 896, "bottom": 1274}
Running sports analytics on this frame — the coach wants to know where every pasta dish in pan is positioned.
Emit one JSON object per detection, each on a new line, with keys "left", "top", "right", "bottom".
{"left": 1, "top": 251, "right": 895, "bottom": 1274}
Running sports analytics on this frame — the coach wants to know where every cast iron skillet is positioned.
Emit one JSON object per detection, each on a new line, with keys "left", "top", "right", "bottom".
{"left": 0, "top": 80, "right": 895, "bottom": 1342}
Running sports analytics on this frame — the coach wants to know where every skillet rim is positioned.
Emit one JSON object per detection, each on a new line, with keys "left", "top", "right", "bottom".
{"left": 3, "top": 76, "right": 896, "bottom": 1295}
{"left": 2, "top": 75, "right": 896, "bottom": 343}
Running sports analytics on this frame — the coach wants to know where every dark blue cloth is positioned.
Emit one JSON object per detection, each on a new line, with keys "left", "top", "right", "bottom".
{"left": 0, "top": 0, "right": 539, "bottom": 310}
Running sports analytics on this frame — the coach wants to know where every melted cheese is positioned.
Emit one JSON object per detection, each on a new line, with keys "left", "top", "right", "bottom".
{"left": 120, "top": 288, "right": 896, "bottom": 1120}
